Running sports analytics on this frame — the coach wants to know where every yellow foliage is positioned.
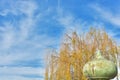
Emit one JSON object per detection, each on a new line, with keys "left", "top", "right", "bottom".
{"left": 45, "top": 28, "right": 120, "bottom": 80}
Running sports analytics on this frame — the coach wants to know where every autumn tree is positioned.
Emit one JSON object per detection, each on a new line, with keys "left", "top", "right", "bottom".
{"left": 45, "top": 28, "right": 120, "bottom": 80}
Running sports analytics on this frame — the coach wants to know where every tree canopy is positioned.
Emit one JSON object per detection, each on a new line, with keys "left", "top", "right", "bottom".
{"left": 45, "top": 28, "right": 120, "bottom": 80}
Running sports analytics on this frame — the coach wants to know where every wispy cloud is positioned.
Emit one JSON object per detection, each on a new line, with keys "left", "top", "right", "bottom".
{"left": 56, "top": 8, "right": 104, "bottom": 34}
{"left": 0, "top": 0, "right": 37, "bottom": 17}
{"left": 0, "top": 0, "right": 38, "bottom": 49}
{"left": 0, "top": 1, "right": 51, "bottom": 79}
{"left": 57, "top": 11, "right": 87, "bottom": 36}
{"left": 0, "top": 76, "right": 43, "bottom": 80}
{"left": 0, "top": 67, "right": 44, "bottom": 80}
{"left": 0, "top": 67, "right": 44, "bottom": 76}
{"left": 91, "top": 4, "right": 120, "bottom": 27}
{"left": 92, "top": 4, "right": 120, "bottom": 45}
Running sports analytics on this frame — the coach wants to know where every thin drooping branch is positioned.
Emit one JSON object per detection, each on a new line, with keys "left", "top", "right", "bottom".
{"left": 45, "top": 28, "right": 120, "bottom": 80}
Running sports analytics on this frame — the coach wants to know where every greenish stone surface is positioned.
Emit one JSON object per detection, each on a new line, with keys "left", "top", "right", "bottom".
{"left": 83, "top": 50, "right": 117, "bottom": 80}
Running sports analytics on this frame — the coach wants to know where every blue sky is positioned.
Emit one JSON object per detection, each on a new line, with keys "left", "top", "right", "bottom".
{"left": 0, "top": 0, "right": 120, "bottom": 80}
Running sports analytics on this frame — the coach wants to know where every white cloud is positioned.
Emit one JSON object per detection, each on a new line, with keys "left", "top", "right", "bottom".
{"left": 0, "top": 1, "right": 38, "bottom": 49}
{"left": 57, "top": 10, "right": 87, "bottom": 36}
{"left": 0, "top": 67, "right": 44, "bottom": 80}
{"left": 57, "top": 10, "right": 82, "bottom": 30}
{"left": 0, "top": 1, "right": 49, "bottom": 80}
{"left": 56, "top": 8, "right": 105, "bottom": 35}
{"left": 0, "top": 1, "right": 37, "bottom": 17}
{"left": 0, "top": 76, "right": 43, "bottom": 80}
{"left": 0, "top": 23, "right": 15, "bottom": 49}
{"left": 0, "top": 67, "right": 44, "bottom": 76}
{"left": 91, "top": 5, "right": 120, "bottom": 27}
{"left": 90, "top": 5, "right": 120, "bottom": 45}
